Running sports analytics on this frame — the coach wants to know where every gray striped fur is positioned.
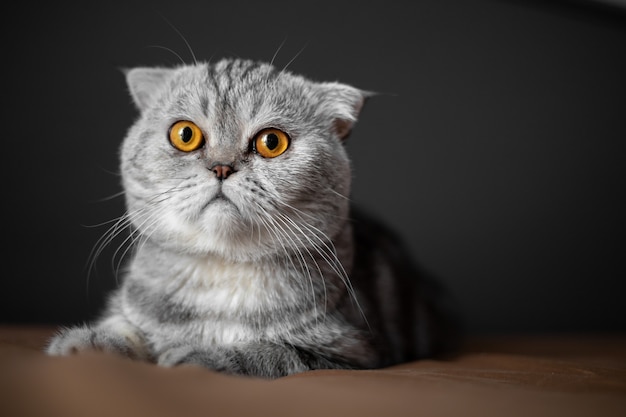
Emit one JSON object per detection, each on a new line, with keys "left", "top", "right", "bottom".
{"left": 46, "top": 59, "right": 454, "bottom": 378}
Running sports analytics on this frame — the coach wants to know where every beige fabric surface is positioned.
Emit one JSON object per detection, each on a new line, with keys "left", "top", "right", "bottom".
{"left": 1, "top": 326, "right": 625, "bottom": 417}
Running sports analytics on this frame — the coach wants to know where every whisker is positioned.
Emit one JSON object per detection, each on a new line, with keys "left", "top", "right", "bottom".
{"left": 271, "top": 212, "right": 326, "bottom": 324}
{"left": 275, "top": 202, "right": 370, "bottom": 330}
{"left": 156, "top": 11, "right": 198, "bottom": 65}
{"left": 86, "top": 213, "right": 132, "bottom": 274}
{"left": 280, "top": 41, "right": 309, "bottom": 75}
{"left": 274, "top": 213, "right": 328, "bottom": 314}
{"left": 256, "top": 213, "right": 309, "bottom": 299}
{"left": 80, "top": 190, "right": 127, "bottom": 205}
{"left": 281, "top": 199, "right": 349, "bottom": 223}
{"left": 270, "top": 37, "right": 287, "bottom": 66}
{"left": 81, "top": 214, "right": 126, "bottom": 229}
{"left": 84, "top": 213, "right": 132, "bottom": 295}
{"left": 112, "top": 209, "right": 161, "bottom": 281}
{"left": 146, "top": 45, "right": 187, "bottom": 65}
{"left": 328, "top": 187, "right": 352, "bottom": 202}
{"left": 256, "top": 205, "right": 319, "bottom": 321}
{"left": 85, "top": 179, "right": 188, "bottom": 290}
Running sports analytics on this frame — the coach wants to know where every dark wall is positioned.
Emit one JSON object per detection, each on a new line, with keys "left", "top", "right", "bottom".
{"left": 2, "top": 0, "right": 624, "bottom": 333}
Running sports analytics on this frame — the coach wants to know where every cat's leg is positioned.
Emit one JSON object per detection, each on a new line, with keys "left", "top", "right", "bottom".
{"left": 157, "top": 342, "right": 357, "bottom": 378}
{"left": 46, "top": 315, "right": 151, "bottom": 361}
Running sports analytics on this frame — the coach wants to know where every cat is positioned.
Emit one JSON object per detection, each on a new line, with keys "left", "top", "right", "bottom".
{"left": 46, "top": 58, "right": 457, "bottom": 378}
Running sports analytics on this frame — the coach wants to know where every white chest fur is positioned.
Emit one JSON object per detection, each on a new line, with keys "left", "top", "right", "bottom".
{"left": 162, "top": 254, "right": 304, "bottom": 317}
{"left": 122, "top": 249, "right": 316, "bottom": 346}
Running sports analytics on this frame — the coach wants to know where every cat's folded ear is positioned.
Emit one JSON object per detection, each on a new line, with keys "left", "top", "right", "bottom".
{"left": 123, "top": 67, "right": 176, "bottom": 111}
{"left": 318, "top": 82, "right": 375, "bottom": 141}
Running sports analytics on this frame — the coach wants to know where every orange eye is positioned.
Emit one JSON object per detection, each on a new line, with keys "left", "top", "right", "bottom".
{"left": 254, "top": 128, "right": 290, "bottom": 158}
{"left": 168, "top": 121, "right": 205, "bottom": 152}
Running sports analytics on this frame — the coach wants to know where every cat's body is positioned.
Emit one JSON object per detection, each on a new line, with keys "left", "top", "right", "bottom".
{"left": 46, "top": 58, "right": 454, "bottom": 378}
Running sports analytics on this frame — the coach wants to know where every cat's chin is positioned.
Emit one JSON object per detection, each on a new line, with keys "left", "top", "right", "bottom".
{"left": 198, "top": 197, "right": 246, "bottom": 229}
{"left": 187, "top": 205, "right": 273, "bottom": 261}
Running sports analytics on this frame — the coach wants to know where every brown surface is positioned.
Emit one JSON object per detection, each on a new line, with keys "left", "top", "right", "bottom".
{"left": 1, "top": 326, "right": 625, "bottom": 417}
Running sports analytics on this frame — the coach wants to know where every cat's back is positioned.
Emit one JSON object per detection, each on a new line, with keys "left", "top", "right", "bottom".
{"left": 348, "top": 206, "right": 458, "bottom": 362}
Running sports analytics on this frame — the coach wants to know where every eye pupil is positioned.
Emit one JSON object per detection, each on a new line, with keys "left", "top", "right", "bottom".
{"left": 180, "top": 126, "right": 193, "bottom": 143}
{"left": 264, "top": 133, "right": 279, "bottom": 150}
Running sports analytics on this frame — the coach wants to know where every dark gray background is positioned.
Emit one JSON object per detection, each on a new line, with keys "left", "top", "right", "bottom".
{"left": 2, "top": 0, "right": 624, "bottom": 334}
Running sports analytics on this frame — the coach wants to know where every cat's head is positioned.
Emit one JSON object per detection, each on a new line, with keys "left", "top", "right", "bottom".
{"left": 121, "top": 58, "right": 367, "bottom": 261}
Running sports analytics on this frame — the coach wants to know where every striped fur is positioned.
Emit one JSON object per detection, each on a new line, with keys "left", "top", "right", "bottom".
{"left": 46, "top": 59, "right": 454, "bottom": 378}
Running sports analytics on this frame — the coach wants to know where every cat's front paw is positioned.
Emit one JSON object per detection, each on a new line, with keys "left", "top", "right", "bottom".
{"left": 157, "top": 345, "right": 218, "bottom": 367}
{"left": 46, "top": 326, "right": 148, "bottom": 360}
{"left": 157, "top": 346, "right": 244, "bottom": 374}
{"left": 46, "top": 326, "right": 94, "bottom": 356}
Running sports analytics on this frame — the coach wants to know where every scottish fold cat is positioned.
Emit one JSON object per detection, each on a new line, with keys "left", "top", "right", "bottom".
{"left": 46, "top": 58, "right": 455, "bottom": 378}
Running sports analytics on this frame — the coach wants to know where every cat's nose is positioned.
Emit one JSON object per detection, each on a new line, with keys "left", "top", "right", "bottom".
{"left": 211, "top": 163, "right": 235, "bottom": 180}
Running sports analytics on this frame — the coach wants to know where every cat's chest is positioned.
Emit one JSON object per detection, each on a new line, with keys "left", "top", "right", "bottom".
{"left": 138, "top": 253, "right": 304, "bottom": 316}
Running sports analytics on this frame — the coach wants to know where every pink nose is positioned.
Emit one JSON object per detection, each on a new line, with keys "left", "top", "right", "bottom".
{"left": 211, "top": 164, "right": 234, "bottom": 180}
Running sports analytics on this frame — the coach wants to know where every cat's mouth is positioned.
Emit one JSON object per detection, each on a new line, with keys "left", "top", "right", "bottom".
{"left": 202, "top": 191, "right": 238, "bottom": 212}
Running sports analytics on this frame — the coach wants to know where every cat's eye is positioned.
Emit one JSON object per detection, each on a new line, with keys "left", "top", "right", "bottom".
{"left": 168, "top": 121, "right": 205, "bottom": 152}
{"left": 253, "top": 128, "right": 290, "bottom": 158}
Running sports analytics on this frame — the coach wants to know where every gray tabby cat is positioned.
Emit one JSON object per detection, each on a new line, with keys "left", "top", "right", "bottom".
{"left": 46, "top": 58, "right": 455, "bottom": 378}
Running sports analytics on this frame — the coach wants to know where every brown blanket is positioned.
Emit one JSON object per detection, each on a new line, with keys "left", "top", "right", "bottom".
{"left": 1, "top": 326, "right": 625, "bottom": 417}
